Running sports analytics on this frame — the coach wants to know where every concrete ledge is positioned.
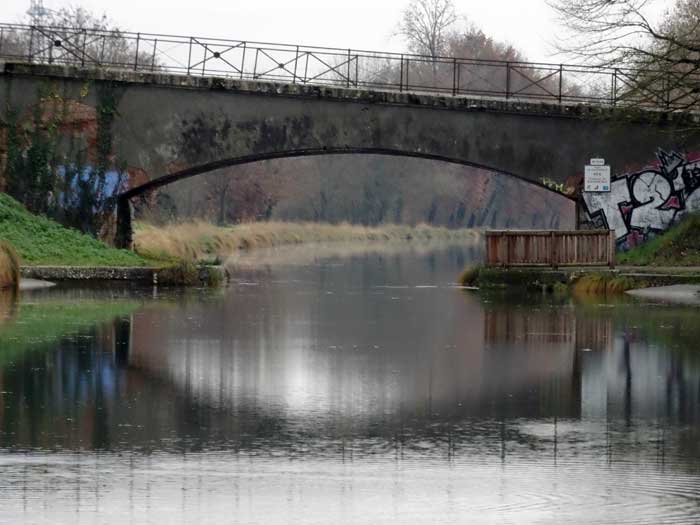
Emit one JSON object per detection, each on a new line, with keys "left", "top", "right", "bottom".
{"left": 20, "top": 266, "right": 156, "bottom": 282}
{"left": 627, "top": 285, "right": 700, "bottom": 305}
{"left": 20, "top": 265, "right": 227, "bottom": 286}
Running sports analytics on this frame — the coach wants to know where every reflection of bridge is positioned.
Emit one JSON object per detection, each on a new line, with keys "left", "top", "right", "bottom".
{"left": 2, "top": 24, "right": 699, "bottom": 247}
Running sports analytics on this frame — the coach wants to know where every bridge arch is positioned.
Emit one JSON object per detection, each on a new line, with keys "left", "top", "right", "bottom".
{"left": 119, "top": 147, "right": 577, "bottom": 200}
{"left": 115, "top": 147, "right": 576, "bottom": 248}
{"left": 4, "top": 63, "right": 698, "bottom": 249}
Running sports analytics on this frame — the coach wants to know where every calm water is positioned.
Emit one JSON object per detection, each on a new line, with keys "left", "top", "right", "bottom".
{"left": 1, "top": 244, "right": 700, "bottom": 524}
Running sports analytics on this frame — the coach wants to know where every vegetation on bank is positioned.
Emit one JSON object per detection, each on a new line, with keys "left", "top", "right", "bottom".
{"left": 618, "top": 213, "right": 700, "bottom": 266}
{"left": 0, "top": 241, "right": 20, "bottom": 290}
{"left": 570, "top": 273, "right": 647, "bottom": 295}
{"left": 134, "top": 221, "right": 481, "bottom": 262}
{"left": 0, "top": 193, "right": 147, "bottom": 267}
{"left": 457, "top": 265, "right": 689, "bottom": 296}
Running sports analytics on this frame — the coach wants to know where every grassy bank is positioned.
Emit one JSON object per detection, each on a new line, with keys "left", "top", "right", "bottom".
{"left": 0, "top": 193, "right": 148, "bottom": 267}
{"left": 0, "top": 241, "right": 20, "bottom": 290}
{"left": 135, "top": 221, "right": 481, "bottom": 262}
{"left": 618, "top": 213, "right": 700, "bottom": 266}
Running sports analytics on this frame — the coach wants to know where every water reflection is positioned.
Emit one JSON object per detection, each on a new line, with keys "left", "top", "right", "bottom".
{"left": 1, "top": 247, "right": 700, "bottom": 523}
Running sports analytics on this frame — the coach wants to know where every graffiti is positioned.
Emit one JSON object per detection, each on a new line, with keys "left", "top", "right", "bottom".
{"left": 583, "top": 150, "right": 700, "bottom": 250}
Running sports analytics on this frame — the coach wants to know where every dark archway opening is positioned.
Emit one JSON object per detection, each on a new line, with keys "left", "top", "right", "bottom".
{"left": 115, "top": 148, "right": 577, "bottom": 249}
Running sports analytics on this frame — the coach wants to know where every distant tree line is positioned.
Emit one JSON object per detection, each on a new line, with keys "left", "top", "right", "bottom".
{"left": 139, "top": 155, "right": 574, "bottom": 231}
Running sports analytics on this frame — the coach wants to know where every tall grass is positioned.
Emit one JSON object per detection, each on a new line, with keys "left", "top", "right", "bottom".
{"left": 134, "top": 221, "right": 481, "bottom": 262}
{"left": 0, "top": 241, "right": 20, "bottom": 291}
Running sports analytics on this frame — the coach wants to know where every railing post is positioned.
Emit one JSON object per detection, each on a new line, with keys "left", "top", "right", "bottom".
{"left": 355, "top": 54, "right": 359, "bottom": 87}
{"left": 609, "top": 230, "right": 616, "bottom": 269}
{"left": 80, "top": 29, "right": 87, "bottom": 67}
{"left": 504, "top": 231, "right": 510, "bottom": 268}
{"left": 550, "top": 231, "right": 556, "bottom": 268}
{"left": 99, "top": 35, "right": 106, "bottom": 63}
{"left": 28, "top": 26, "right": 35, "bottom": 62}
{"left": 240, "top": 42, "right": 246, "bottom": 79}
{"left": 187, "top": 37, "right": 193, "bottom": 75}
{"left": 558, "top": 64, "right": 563, "bottom": 103}
{"left": 452, "top": 57, "right": 457, "bottom": 96}
{"left": 405, "top": 58, "right": 410, "bottom": 91}
{"left": 134, "top": 32, "right": 140, "bottom": 71}
{"left": 399, "top": 54, "right": 404, "bottom": 92}
{"left": 612, "top": 69, "right": 618, "bottom": 106}
{"left": 505, "top": 62, "right": 511, "bottom": 99}
{"left": 292, "top": 45, "right": 299, "bottom": 83}
{"left": 253, "top": 48, "right": 259, "bottom": 79}
{"left": 347, "top": 48, "right": 351, "bottom": 88}
{"left": 151, "top": 38, "right": 157, "bottom": 71}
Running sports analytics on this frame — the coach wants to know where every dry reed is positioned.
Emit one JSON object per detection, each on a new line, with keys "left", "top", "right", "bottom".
{"left": 0, "top": 241, "right": 20, "bottom": 291}
{"left": 134, "top": 221, "right": 481, "bottom": 262}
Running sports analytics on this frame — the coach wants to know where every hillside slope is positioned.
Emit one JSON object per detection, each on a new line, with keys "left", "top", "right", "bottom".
{"left": 0, "top": 194, "right": 147, "bottom": 267}
{"left": 618, "top": 214, "right": 700, "bottom": 266}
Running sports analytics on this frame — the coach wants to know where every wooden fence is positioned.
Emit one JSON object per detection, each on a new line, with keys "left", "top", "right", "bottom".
{"left": 485, "top": 230, "right": 616, "bottom": 268}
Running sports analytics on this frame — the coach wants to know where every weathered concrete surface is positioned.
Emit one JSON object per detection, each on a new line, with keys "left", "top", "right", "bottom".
{"left": 19, "top": 265, "right": 226, "bottom": 285}
{"left": 627, "top": 285, "right": 700, "bottom": 305}
{"left": 2, "top": 61, "right": 699, "bottom": 192}
{"left": 21, "top": 266, "right": 156, "bottom": 282}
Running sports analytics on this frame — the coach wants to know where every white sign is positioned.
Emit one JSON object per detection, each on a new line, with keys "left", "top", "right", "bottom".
{"left": 590, "top": 158, "right": 606, "bottom": 166}
{"left": 584, "top": 164, "right": 611, "bottom": 192}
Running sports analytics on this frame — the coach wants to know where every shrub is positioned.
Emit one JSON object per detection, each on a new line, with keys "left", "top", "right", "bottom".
{"left": 0, "top": 241, "right": 20, "bottom": 291}
{"left": 458, "top": 265, "right": 482, "bottom": 286}
{"left": 156, "top": 260, "right": 200, "bottom": 286}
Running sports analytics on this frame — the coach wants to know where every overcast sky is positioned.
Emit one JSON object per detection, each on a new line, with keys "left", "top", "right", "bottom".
{"left": 1, "top": 0, "right": 668, "bottom": 63}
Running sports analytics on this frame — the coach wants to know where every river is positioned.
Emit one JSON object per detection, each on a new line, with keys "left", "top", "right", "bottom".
{"left": 1, "top": 243, "right": 700, "bottom": 524}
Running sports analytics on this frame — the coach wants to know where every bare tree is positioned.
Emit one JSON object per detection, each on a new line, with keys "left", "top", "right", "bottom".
{"left": 548, "top": 0, "right": 700, "bottom": 109}
{"left": 0, "top": 5, "right": 159, "bottom": 69}
{"left": 397, "top": 0, "right": 458, "bottom": 59}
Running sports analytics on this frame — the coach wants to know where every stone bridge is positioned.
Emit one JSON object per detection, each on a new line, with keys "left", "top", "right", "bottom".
{"left": 1, "top": 61, "right": 699, "bottom": 247}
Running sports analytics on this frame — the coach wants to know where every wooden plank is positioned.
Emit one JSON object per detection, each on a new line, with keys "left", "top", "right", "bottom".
{"left": 485, "top": 230, "right": 615, "bottom": 268}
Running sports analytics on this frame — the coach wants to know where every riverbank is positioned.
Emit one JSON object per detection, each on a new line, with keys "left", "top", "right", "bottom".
{"left": 462, "top": 217, "right": 700, "bottom": 295}
{"left": 134, "top": 221, "right": 481, "bottom": 262}
{"left": 459, "top": 265, "right": 700, "bottom": 295}
{"left": 0, "top": 194, "right": 225, "bottom": 286}
{"left": 20, "top": 263, "right": 224, "bottom": 287}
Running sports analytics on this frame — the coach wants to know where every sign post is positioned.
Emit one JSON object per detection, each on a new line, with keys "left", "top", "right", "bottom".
{"left": 584, "top": 158, "right": 611, "bottom": 192}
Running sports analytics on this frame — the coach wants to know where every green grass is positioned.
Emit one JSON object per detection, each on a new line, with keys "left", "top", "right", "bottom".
{"left": 618, "top": 213, "right": 700, "bottom": 266}
{"left": 0, "top": 193, "right": 148, "bottom": 267}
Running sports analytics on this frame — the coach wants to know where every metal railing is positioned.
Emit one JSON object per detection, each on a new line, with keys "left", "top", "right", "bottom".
{"left": 0, "top": 23, "right": 694, "bottom": 109}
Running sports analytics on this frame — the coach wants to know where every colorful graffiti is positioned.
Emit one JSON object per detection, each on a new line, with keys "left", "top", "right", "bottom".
{"left": 583, "top": 150, "right": 700, "bottom": 250}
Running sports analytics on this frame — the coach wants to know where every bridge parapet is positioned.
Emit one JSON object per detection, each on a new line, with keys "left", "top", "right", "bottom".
{"left": 0, "top": 22, "right": 696, "bottom": 111}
